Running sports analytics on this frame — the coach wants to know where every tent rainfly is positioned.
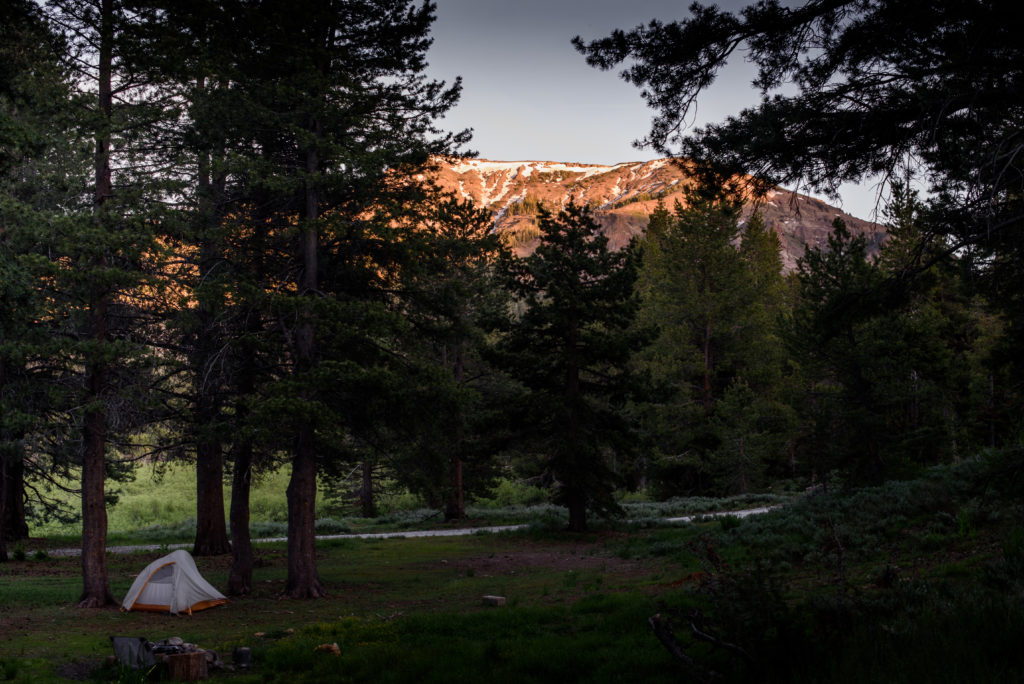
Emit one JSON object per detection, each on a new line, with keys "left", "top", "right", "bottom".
{"left": 121, "top": 549, "right": 227, "bottom": 615}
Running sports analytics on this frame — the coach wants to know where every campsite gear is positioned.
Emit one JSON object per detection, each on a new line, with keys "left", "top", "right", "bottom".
{"left": 233, "top": 647, "right": 252, "bottom": 669}
{"left": 110, "top": 636, "right": 156, "bottom": 669}
{"left": 121, "top": 549, "right": 227, "bottom": 614}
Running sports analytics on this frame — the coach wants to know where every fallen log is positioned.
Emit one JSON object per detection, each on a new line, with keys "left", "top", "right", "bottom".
{"left": 648, "top": 614, "right": 718, "bottom": 684}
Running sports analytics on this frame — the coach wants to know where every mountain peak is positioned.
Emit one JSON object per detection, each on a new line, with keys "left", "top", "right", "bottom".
{"left": 430, "top": 157, "right": 882, "bottom": 271}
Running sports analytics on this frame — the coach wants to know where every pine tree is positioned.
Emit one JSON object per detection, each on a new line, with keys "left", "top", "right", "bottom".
{"left": 578, "top": 1, "right": 1024, "bottom": 463}
{"left": 493, "top": 202, "right": 646, "bottom": 532}
{"left": 1, "top": 0, "right": 69, "bottom": 561}
{"left": 634, "top": 187, "right": 790, "bottom": 494}
{"left": 212, "top": 0, "right": 466, "bottom": 597}
{"left": 35, "top": 0, "right": 175, "bottom": 606}
{"left": 397, "top": 195, "right": 508, "bottom": 520}
{"left": 786, "top": 208, "right": 985, "bottom": 483}
{"left": 123, "top": 0, "right": 244, "bottom": 558}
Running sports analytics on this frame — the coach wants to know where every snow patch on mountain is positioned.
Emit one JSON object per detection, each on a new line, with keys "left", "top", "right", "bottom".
{"left": 430, "top": 156, "right": 882, "bottom": 272}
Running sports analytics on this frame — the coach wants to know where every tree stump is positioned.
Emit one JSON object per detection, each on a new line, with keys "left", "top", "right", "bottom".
{"left": 166, "top": 651, "right": 207, "bottom": 681}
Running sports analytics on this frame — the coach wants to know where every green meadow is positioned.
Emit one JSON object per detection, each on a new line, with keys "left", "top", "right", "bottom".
{"left": 23, "top": 463, "right": 785, "bottom": 546}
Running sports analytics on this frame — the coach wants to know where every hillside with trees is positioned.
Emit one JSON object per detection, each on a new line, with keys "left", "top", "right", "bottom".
{"left": 429, "top": 157, "right": 883, "bottom": 270}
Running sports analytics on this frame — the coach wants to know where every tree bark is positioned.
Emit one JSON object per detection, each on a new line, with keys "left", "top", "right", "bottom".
{"left": 0, "top": 455, "right": 8, "bottom": 562}
{"left": 166, "top": 651, "right": 207, "bottom": 682}
{"left": 78, "top": 0, "right": 115, "bottom": 608}
{"left": 80, "top": 282, "right": 115, "bottom": 608}
{"left": 566, "top": 487, "right": 588, "bottom": 532}
{"left": 0, "top": 354, "right": 27, "bottom": 543}
{"left": 444, "top": 341, "right": 466, "bottom": 521}
{"left": 227, "top": 440, "right": 254, "bottom": 595}
{"left": 284, "top": 129, "right": 325, "bottom": 598}
{"left": 228, "top": 321, "right": 259, "bottom": 595}
{"left": 360, "top": 460, "right": 376, "bottom": 519}
{"left": 563, "top": 356, "right": 587, "bottom": 532}
{"left": 285, "top": 437, "right": 324, "bottom": 597}
{"left": 194, "top": 439, "right": 230, "bottom": 555}
{"left": 191, "top": 112, "right": 230, "bottom": 556}
{"left": 0, "top": 357, "right": 6, "bottom": 560}
{"left": 703, "top": 318, "right": 714, "bottom": 408}
{"left": 1, "top": 455, "right": 29, "bottom": 542}
{"left": 445, "top": 456, "right": 464, "bottom": 522}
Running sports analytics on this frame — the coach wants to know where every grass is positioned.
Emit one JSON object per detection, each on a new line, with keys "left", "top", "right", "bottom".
{"left": 30, "top": 465, "right": 297, "bottom": 542}
{"left": 27, "top": 464, "right": 791, "bottom": 548}
{"left": 4, "top": 503, "right": 1023, "bottom": 683}
{"left": 0, "top": 532, "right": 690, "bottom": 682}
{"left": 5, "top": 455, "right": 1024, "bottom": 682}
{"left": 247, "top": 595, "right": 678, "bottom": 684}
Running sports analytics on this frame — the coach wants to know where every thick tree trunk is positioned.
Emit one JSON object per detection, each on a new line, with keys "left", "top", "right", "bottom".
{"left": 80, "top": 286, "right": 114, "bottom": 606}
{"left": 192, "top": 140, "right": 230, "bottom": 556}
{"left": 227, "top": 440, "right": 254, "bottom": 595}
{"left": 78, "top": 0, "right": 115, "bottom": 608}
{"left": 79, "top": 400, "right": 115, "bottom": 606}
{"left": 285, "top": 437, "right": 324, "bottom": 597}
{"left": 284, "top": 132, "right": 325, "bottom": 598}
{"left": 563, "top": 358, "right": 587, "bottom": 532}
{"left": 194, "top": 440, "right": 230, "bottom": 555}
{"left": 360, "top": 460, "right": 376, "bottom": 518}
{"left": 566, "top": 488, "right": 588, "bottom": 532}
{"left": 0, "top": 457, "right": 8, "bottom": 562}
{"left": 228, "top": 328, "right": 258, "bottom": 595}
{"left": 703, "top": 318, "right": 714, "bottom": 408}
{"left": 0, "top": 358, "right": 6, "bottom": 560}
{"left": 0, "top": 358, "right": 13, "bottom": 560}
{"left": 444, "top": 341, "right": 466, "bottom": 521}
{"left": 1, "top": 456, "right": 29, "bottom": 542}
{"left": 444, "top": 457, "right": 464, "bottom": 522}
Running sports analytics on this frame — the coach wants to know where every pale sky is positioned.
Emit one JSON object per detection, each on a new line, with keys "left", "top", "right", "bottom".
{"left": 425, "top": 0, "right": 884, "bottom": 221}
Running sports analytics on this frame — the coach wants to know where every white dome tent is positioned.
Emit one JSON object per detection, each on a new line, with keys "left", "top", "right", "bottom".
{"left": 121, "top": 549, "right": 227, "bottom": 615}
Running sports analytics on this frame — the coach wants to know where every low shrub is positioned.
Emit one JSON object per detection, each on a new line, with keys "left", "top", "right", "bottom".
{"left": 470, "top": 479, "right": 549, "bottom": 508}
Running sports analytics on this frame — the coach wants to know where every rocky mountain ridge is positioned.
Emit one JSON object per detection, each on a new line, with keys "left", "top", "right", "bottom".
{"left": 430, "top": 158, "right": 883, "bottom": 271}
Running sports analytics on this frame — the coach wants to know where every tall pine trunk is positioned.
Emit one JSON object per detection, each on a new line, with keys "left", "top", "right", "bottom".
{"left": 703, "top": 318, "right": 714, "bottom": 407}
{"left": 566, "top": 488, "right": 588, "bottom": 533}
{"left": 702, "top": 265, "right": 714, "bottom": 409}
{"left": 286, "top": 433, "right": 323, "bottom": 597}
{"left": 0, "top": 453, "right": 7, "bottom": 562}
{"left": 1, "top": 455, "right": 28, "bottom": 542}
{"left": 78, "top": 0, "right": 115, "bottom": 608}
{"left": 445, "top": 456, "right": 464, "bottom": 522}
{"left": 444, "top": 341, "right": 466, "bottom": 521}
{"left": 192, "top": 128, "right": 230, "bottom": 556}
{"left": 228, "top": 322, "right": 259, "bottom": 595}
{"left": 285, "top": 135, "right": 324, "bottom": 598}
{"left": 564, "top": 358, "right": 588, "bottom": 532}
{"left": 227, "top": 440, "right": 254, "bottom": 595}
{"left": 360, "top": 460, "right": 376, "bottom": 518}
{"left": 193, "top": 439, "right": 229, "bottom": 555}
{"left": 0, "top": 359, "right": 22, "bottom": 557}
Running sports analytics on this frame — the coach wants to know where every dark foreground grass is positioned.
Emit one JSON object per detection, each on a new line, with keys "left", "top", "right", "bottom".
{"left": 228, "top": 588, "right": 1024, "bottom": 684}
{"left": 246, "top": 595, "right": 676, "bottom": 684}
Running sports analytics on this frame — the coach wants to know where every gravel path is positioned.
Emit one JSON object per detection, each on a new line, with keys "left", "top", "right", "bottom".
{"left": 42, "top": 506, "right": 775, "bottom": 557}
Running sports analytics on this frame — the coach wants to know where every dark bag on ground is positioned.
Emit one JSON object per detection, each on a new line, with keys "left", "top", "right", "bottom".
{"left": 110, "top": 636, "right": 156, "bottom": 669}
